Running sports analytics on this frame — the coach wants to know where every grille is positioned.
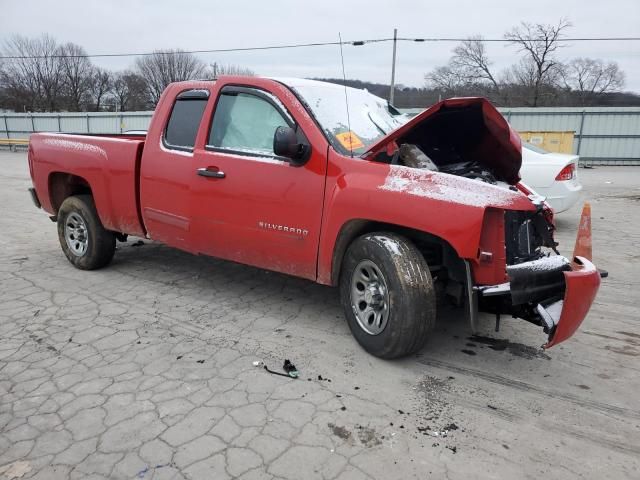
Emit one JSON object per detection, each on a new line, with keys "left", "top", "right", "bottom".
{"left": 504, "top": 211, "right": 544, "bottom": 265}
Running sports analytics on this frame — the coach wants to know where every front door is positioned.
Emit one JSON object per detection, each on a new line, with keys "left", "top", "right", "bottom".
{"left": 191, "top": 86, "right": 327, "bottom": 280}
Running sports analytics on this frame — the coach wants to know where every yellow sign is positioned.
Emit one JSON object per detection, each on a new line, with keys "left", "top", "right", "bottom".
{"left": 336, "top": 131, "right": 364, "bottom": 150}
{"left": 519, "top": 131, "right": 575, "bottom": 154}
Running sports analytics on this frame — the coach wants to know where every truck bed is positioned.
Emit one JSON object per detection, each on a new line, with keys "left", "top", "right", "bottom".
{"left": 29, "top": 132, "right": 147, "bottom": 237}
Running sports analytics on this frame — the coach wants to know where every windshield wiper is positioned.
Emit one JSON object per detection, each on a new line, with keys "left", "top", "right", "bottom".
{"left": 367, "top": 112, "right": 388, "bottom": 135}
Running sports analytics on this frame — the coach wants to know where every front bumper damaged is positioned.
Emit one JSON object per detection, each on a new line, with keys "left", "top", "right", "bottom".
{"left": 538, "top": 257, "right": 601, "bottom": 348}
{"left": 475, "top": 255, "right": 601, "bottom": 348}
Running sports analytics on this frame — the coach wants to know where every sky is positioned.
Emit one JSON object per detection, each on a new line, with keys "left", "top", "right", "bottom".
{"left": 1, "top": 0, "right": 639, "bottom": 92}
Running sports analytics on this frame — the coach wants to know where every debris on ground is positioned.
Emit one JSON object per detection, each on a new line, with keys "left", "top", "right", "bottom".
{"left": 446, "top": 445, "right": 458, "bottom": 454}
{"left": 252, "top": 360, "right": 264, "bottom": 367}
{"left": 131, "top": 240, "right": 145, "bottom": 247}
{"left": 283, "top": 359, "right": 299, "bottom": 378}
{"left": 413, "top": 375, "right": 449, "bottom": 430}
{"left": 428, "top": 423, "right": 459, "bottom": 438}
{"left": 263, "top": 359, "right": 299, "bottom": 379}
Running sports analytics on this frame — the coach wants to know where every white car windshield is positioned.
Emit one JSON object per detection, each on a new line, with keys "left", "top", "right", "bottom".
{"left": 281, "top": 79, "right": 404, "bottom": 155}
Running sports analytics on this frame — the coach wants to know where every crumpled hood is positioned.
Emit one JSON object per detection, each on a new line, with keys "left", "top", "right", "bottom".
{"left": 363, "top": 97, "right": 523, "bottom": 184}
{"left": 379, "top": 165, "right": 536, "bottom": 211}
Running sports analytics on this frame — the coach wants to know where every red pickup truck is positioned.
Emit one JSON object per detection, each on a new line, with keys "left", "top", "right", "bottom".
{"left": 27, "top": 76, "right": 601, "bottom": 358}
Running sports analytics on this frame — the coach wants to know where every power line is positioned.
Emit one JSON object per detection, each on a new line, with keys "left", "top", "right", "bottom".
{"left": 1, "top": 36, "right": 639, "bottom": 60}
{"left": 0, "top": 38, "right": 391, "bottom": 60}
{"left": 402, "top": 37, "right": 640, "bottom": 42}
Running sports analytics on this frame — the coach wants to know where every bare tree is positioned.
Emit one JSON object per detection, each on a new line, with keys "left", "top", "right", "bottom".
{"left": 561, "top": 58, "right": 625, "bottom": 106}
{"left": 135, "top": 50, "right": 206, "bottom": 105}
{"left": 504, "top": 18, "right": 571, "bottom": 106}
{"left": 59, "top": 43, "right": 93, "bottom": 111}
{"left": 112, "top": 71, "right": 148, "bottom": 111}
{"left": 1, "top": 34, "right": 64, "bottom": 111}
{"left": 87, "top": 67, "right": 112, "bottom": 111}
{"left": 424, "top": 36, "right": 503, "bottom": 103}
{"left": 209, "top": 62, "right": 255, "bottom": 77}
{"left": 450, "top": 36, "right": 500, "bottom": 90}
{"left": 34, "top": 36, "right": 64, "bottom": 111}
{"left": 424, "top": 65, "right": 465, "bottom": 92}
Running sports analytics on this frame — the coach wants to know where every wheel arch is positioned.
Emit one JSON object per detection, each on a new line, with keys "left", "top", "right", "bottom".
{"left": 330, "top": 219, "right": 465, "bottom": 286}
{"left": 49, "top": 172, "right": 93, "bottom": 215}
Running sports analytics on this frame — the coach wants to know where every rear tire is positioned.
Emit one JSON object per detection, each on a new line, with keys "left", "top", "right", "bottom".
{"left": 339, "top": 233, "right": 436, "bottom": 359}
{"left": 57, "top": 195, "right": 115, "bottom": 270}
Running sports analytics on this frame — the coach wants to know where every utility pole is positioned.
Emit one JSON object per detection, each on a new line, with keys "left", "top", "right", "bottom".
{"left": 389, "top": 28, "right": 398, "bottom": 105}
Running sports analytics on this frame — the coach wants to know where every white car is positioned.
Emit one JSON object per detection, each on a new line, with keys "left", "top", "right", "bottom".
{"left": 519, "top": 143, "right": 582, "bottom": 213}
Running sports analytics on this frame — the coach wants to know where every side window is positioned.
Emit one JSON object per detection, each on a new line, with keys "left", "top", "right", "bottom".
{"left": 208, "top": 91, "right": 290, "bottom": 155}
{"left": 164, "top": 91, "right": 208, "bottom": 150}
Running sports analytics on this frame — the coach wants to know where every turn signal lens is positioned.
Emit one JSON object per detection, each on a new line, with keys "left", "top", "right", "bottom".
{"left": 556, "top": 163, "right": 575, "bottom": 181}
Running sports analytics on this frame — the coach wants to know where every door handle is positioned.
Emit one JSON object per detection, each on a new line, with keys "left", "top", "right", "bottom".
{"left": 197, "top": 167, "right": 226, "bottom": 179}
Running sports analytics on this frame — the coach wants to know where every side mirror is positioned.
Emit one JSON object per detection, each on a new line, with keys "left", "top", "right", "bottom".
{"left": 273, "top": 126, "right": 310, "bottom": 166}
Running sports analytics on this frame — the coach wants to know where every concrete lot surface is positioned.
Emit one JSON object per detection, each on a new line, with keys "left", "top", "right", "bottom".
{"left": 1, "top": 150, "right": 639, "bottom": 479}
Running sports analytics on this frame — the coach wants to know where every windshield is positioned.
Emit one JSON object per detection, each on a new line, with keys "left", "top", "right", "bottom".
{"left": 523, "top": 142, "right": 549, "bottom": 154}
{"left": 285, "top": 80, "right": 404, "bottom": 155}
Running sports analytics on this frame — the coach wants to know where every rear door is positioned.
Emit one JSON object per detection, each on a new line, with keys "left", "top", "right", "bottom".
{"left": 191, "top": 85, "right": 327, "bottom": 280}
{"left": 139, "top": 89, "right": 209, "bottom": 251}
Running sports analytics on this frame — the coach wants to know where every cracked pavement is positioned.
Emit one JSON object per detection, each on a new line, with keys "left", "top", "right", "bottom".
{"left": 1, "top": 150, "right": 639, "bottom": 479}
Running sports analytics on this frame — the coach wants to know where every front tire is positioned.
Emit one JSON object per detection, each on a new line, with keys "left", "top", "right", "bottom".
{"left": 339, "top": 233, "right": 436, "bottom": 359}
{"left": 57, "top": 195, "right": 115, "bottom": 270}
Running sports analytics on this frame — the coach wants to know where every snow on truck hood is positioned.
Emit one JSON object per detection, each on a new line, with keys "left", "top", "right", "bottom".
{"left": 379, "top": 165, "right": 535, "bottom": 210}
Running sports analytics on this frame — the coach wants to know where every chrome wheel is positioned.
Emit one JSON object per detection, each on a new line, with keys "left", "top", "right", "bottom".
{"left": 350, "top": 259, "right": 390, "bottom": 335}
{"left": 64, "top": 212, "right": 89, "bottom": 256}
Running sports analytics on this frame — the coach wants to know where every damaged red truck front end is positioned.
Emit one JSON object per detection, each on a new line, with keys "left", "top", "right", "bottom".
{"left": 362, "top": 97, "right": 602, "bottom": 348}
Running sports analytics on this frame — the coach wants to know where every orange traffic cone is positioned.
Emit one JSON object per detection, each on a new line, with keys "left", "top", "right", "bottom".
{"left": 572, "top": 202, "right": 592, "bottom": 261}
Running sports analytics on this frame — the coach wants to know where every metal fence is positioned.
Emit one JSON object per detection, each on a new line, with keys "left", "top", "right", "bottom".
{"left": 0, "top": 111, "right": 154, "bottom": 140}
{"left": 500, "top": 107, "right": 640, "bottom": 166}
{"left": 2, "top": 107, "right": 639, "bottom": 165}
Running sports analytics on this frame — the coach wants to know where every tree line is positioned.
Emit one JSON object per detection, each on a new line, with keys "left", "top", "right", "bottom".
{"left": 1, "top": 21, "right": 636, "bottom": 112}
{"left": 0, "top": 34, "right": 254, "bottom": 112}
